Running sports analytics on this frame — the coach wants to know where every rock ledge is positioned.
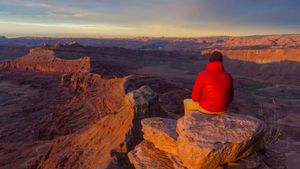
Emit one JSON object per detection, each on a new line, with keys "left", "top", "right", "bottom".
{"left": 129, "top": 112, "right": 265, "bottom": 169}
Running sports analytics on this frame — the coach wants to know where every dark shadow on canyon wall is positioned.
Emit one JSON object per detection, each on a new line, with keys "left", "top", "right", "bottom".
{"left": 0, "top": 46, "right": 29, "bottom": 61}
{"left": 223, "top": 57, "right": 300, "bottom": 86}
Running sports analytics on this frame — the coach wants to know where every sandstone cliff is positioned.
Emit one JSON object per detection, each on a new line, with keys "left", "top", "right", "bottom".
{"left": 4, "top": 72, "right": 165, "bottom": 169}
{"left": 0, "top": 46, "right": 168, "bottom": 168}
{"left": 202, "top": 49, "right": 300, "bottom": 64}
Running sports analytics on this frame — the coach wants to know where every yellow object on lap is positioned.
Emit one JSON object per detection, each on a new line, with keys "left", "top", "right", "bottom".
{"left": 183, "top": 99, "right": 224, "bottom": 115}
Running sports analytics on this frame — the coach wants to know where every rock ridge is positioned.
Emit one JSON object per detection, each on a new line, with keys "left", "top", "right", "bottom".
{"left": 23, "top": 72, "right": 165, "bottom": 168}
{"left": 202, "top": 49, "right": 300, "bottom": 63}
{"left": 0, "top": 46, "right": 167, "bottom": 168}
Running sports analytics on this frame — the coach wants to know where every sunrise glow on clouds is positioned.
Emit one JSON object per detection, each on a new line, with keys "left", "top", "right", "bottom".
{"left": 0, "top": 0, "right": 300, "bottom": 37}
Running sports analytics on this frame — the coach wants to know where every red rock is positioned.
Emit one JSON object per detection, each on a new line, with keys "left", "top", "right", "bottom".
{"left": 129, "top": 112, "right": 266, "bottom": 169}
{"left": 0, "top": 47, "right": 90, "bottom": 73}
{"left": 128, "top": 140, "right": 186, "bottom": 169}
{"left": 202, "top": 49, "right": 300, "bottom": 64}
{"left": 142, "top": 117, "right": 178, "bottom": 156}
{"left": 176, "top": 112, "right": 265, "bottom": 169}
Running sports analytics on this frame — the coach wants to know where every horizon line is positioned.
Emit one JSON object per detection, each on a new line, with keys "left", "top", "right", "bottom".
{"left": 2, "top": 33, "right": 300, "bottom": 39}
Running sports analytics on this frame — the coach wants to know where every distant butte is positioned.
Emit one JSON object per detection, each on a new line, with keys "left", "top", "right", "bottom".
{"left": 0, "top": 47, "right": 90, "bottom": 73}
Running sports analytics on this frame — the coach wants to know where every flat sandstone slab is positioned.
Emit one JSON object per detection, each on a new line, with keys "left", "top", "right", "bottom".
{"left": 176, "top": 112, "right": 265, "bottom": 169}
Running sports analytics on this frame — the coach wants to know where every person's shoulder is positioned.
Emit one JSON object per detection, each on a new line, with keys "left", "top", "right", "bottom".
{"left": 197, "top": 71, "right": 208, "bottom": 78}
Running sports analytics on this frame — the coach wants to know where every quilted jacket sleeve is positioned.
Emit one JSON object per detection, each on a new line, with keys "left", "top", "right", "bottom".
{"left": 228, "top": 75, "right": 234, "bottom": 104}
{"left": 192, "top": 73, "right": 203, "bottom": 102}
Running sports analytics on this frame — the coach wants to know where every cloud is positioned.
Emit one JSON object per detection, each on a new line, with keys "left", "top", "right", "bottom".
{"left": 0, "top": 20, "right": 134, "bottom": 38}
{"left": 0, "top": 11, "right": 10, "bottom": 15}
{"left": 187, "top": 0, "right": 300, "bottom": 27}
{"left": 0, "top": 0, "right": 299, "bottom": 36}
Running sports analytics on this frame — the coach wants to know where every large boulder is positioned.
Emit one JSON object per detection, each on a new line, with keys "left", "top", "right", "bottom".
{"left": 129, "top": 112, "right": 265, "bottom": 169}
{"left": 176, "top": 112, "right": 265, "bottom": 169}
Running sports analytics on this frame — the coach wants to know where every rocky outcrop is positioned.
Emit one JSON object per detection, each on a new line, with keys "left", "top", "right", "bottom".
{"left": 51, "top": 41, "right": 84, "bottom": 49}
{"left": 121, "top": 85, "right": 168, "bottom": 152}
{"left": 176, "top": 112, "right": 265, "bottom": 169}
{"left": 0, "top": 47, "right": 90, "bottom": 73}
{"left": 28, "top": 74, "right": 168, "bottom": 169}
{"left": 0, "top": 66, "right": 166, "bottom": 169}
{"left": 22, "top": 72, "right": 129, "bottom": 169}
{"left": 125, "top": 85, "right": 163, "bottom": 118}
{"left": 61, "top": 72, "right": 102, "bottom": 93}
{"left": 129, "top": 112, "right": 265, "bottom": 169}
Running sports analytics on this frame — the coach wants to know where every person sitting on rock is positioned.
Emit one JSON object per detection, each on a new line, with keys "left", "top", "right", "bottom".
{"left": 184, "top": 51, "right": 234, "bottom": 114}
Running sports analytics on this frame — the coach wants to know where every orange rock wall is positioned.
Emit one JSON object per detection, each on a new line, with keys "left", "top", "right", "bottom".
{"left": 202, "top": 48, "right": 300, "bottom": 63}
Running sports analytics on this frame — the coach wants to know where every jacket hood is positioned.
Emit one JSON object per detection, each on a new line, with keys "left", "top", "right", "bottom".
{"left": 205, "top": 61, "right": 224, "bottom": 71}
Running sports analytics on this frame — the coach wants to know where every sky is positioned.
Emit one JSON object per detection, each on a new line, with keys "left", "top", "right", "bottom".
{"left": 0, "top": 0, "right": 300, "bottom": 37}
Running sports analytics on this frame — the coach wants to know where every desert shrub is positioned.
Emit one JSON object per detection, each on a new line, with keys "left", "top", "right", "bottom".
{"left": 257, "top": 97, "right": 282, "bottom": 167}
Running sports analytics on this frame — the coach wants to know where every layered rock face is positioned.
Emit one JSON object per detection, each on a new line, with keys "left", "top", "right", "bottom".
{"left": 24, "top": 73, "right": 166, "bottom": 169}
{"left": 129, "top": 112, "right": 265, "bottom": 169}
{"left": 0, "top": 71, "right": 164, "bottom": 169}
{"left": 0, "top": 47, "right": 90, "bottom": 73}
{"left": 202, "top": 49, "right": 300, "bottom": 63}
{"left": 0, "top": 46, "right": 168, "bottom": 168}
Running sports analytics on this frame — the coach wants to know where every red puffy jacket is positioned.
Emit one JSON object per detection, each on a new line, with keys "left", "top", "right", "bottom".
{"left": 192, "top": 61, "right": 234, "bottom": 112}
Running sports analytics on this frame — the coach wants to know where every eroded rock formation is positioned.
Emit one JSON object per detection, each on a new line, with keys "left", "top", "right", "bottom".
{"left": 0, "top": 46, "right": 167, "bottom": 168}
{"left": 19, "top": 73, "right": 165, "bottom": 169}
{"left": 0, "top": 47, "right": 90, "bottom": 73}
{"left": 23, "top": 67, "right": 173, "bottom": 168}
{"left": 129, "top": 112, "right": 265, "bottom": 169}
